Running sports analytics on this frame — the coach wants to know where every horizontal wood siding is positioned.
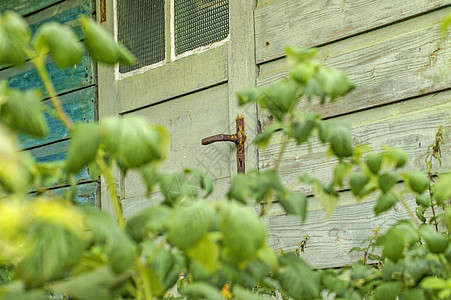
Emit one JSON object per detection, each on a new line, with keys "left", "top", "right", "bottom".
{"left": 0, "top": 0, "right": 63, "bottom": 16}
{"left": 123, "top": 84, "right": 231, "bottom": 200}
{"left": 255, "top": 0, "right": 450, "bottom": 63}
{"left": 257, "top": 8, "right": 451, "bottom": 119}
{"left": 263, "top": 187, "right": 417, "bottom": 269}
{"left": 19, "top": 87, "right": 96, "bottom": 149}
{"left": 2, "top": 54, "right": 94, "bottom": 97}
{"left": 4, "top": 0, "right": 99, "bottom": 207}
{"left": 259, "top": 91, "right": 451, "bottom": 195}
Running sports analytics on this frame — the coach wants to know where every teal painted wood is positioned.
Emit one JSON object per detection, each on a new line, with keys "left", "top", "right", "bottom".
{"left": 52, "top": 182, "right": 99, "bottom": 207}
{"left": 28, "top": 140, "right": 92, "bottom": 183}
{"left": 0, "top": 0, "right": 63, "bottom": 16}
{"left": 28, "top": 1, "right": 93, "bottom": 39}
{"left": 4, "top": 54, "right": 94, "bottom": 96}
{"left": 19, "top": 87, "right": 96, "bottom": 149}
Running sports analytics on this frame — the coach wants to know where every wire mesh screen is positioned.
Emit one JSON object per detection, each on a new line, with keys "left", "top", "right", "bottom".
{"left": 117, "top": 0, "right": 165, "bottom": 73}
{"left": 175, "top": 0, "right": 229, "bottom": 56}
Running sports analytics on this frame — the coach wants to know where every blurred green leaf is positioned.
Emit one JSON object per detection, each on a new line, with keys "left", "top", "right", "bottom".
{"left": 349, "top": 173, "right": 369, "bottom": 197}
{"left": 315, "top": 67, "right": 354, "bottom": 102}
{"left": 276, "top": 190, "right": 307, "bottom": 221}
{"left": 184, "top": 168, "right": 213, "bottom": 198}
{"left": 378, "top": 173, "right": 397, "bottom": 193}
{"left": 233, "top": 286, "right": 269, "bottom": 300}
{"left": 373, "top": 281, "right": 402, "bottom": 300}
{"left": 263, "top": 80, "right": 298, "bottom": 121}
{"left": 181, "top": 282, "right": 223, "bottom": 300}
{"left": 220, "top": 202, "right": 266, "bottom": 265}
{"left": 374, "top": 192, "right": 397, "bottom": 215}
{"left": 290, "top": 60, "right": 319, "bottom": 85}
{"left": 384, "top": 147, "right": 408, "bottom": 168}
{"left": 126, "top": 205, "right": 170, "bottom": 241}
{"left": 0, "top": 12, "right": 30, "bottom": 66}
{"left": 80, "top": 16, "right": 135, "bottom": 65}
{"left": 434, "top": 173, "right": 451, "bottom": 205}
{"left": 254, "top": 122, "right": 283, "bottom": 148}
{"left": 313, "top": 181, "right": 338, "bottom": 217}
{"left": 419, "top": 225, "right": 448, "bottom": 254}
{"left": 167, "top": 202, "right": 214, "bottom": 250}
{"left": 285, "top": 47, "right": 317, "bottom": 63}
{"left": 334, "top": 162, "right": 352, "bottom": 188}
{"left": 66, "top": 123, "right": 101, "bottom": 173}
{"left": 237, "top": 86, "right": 264, "bottom": 106}
{"left": 420, "top": 276, "right": 446, "bottom": 290}
{"left": 290, "top": 113, "right": 318, "bottom": 145}
{"left": 366, "top": 153, "right": 383, "bottom": 174}
{"left": 276, "top": 253, "right": 319, "bottom": 300}
{"left": 377, "top": 221, "right": 419, "bottom": 262}
{"left": 329, "top": 123, "right": 353, "bottom": 157}
{"left": 34, "top": 22, "right": 84, "bottom": 68}
{"left": 186, "top": 234, "right": 219, "bottom": 273}
{"left": 404, "top": 171, "right": 429, "bottom": 194}
{"left": 1, "top": 88, "right": 48, "bottom": 137}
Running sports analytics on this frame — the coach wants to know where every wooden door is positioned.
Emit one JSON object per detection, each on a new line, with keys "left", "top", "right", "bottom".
{"left": 97, "top": 1, "right": 258, "bottom": 218}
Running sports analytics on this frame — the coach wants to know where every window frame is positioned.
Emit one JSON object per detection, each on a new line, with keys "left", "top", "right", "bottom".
{"left": 113, "top": 0, "right": 230, "bottom": 81}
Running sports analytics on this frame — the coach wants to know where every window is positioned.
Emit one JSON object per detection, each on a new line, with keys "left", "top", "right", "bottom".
{"left": 115, "top": 0, "right": 229, "bottom": 76}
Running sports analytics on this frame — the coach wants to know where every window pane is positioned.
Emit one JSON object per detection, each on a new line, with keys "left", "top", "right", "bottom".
{"left": 117, "top": 0, "right": 165, "bottom": 73}
{"left": 175, "top": 0, "right": 229, "bottom": 56}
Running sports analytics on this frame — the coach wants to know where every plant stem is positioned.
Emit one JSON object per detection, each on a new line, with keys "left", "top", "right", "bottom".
{"left": 274, "top": 137, "right": 288, "bottom": 171}
{"left": 27, "top": 50, "right": 73, "bottom": 130}
{"left": 428, "top": 182, "right": 439, "bottom": 232}
{"left": 395, "top": 192, "right": 421, "bottom": 227}
{"left": 96, "top": 155, "right": 125, "bottom": 227}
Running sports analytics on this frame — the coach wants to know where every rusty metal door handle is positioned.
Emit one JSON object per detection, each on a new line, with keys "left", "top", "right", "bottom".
{"left": 201, "top": 116, "right": 246, "bottom": 173}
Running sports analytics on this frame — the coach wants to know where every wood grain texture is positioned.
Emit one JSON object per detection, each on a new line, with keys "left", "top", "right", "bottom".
{"left": 257, "top": 8, "right": 451, "bottom": 119}
{"left": 263, "top": 187, "right": 417, "bottom": 268}
{"left": 255, "top": 0, "right": 450, "bottom": 63}
{"left": 19, "top": 87, "right": 96, "bottom": 150}
{"left": 259, "top": 91, "right": 451, "bottom": 195}
{"left": 2, "top": 54, "right": 94, "bottom": 97}
{"left": 28, "top": 140, "right": 92, "bottom": 184}
{"left": 48, "top": 182, "right": 99, "bottom": 207}
{"left": 0, "top": 0, "right": 63, "bottom": 16}
{"left": 123, "top": 84, "right": 231, "bottom": 199}
{"left": 117, "top": 44, "right": 228, "bottom": 113}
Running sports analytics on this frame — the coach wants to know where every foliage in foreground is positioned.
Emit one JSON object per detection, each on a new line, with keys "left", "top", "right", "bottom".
{"left": 0, "top": 10, "right": 450, "bottom": 300}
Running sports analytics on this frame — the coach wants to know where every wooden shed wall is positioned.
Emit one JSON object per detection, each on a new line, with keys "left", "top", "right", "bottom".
{"left": 0, "top": 0, "right": 99, "bottom": 207}
{"left": 255, "top": 1, "right": 451, "bottom": 268}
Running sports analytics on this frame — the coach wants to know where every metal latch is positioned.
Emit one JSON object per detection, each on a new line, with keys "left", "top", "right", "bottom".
{"left": 201, "top": 116, "right": 246, "bottom": 173}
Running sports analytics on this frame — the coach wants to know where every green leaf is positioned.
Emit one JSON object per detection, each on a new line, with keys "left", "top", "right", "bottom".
{"left": 315, "top": 66, "right": 354, "bottom": 101}
{"left": 184, "top": 168, "right": 214, "bottom": 198}
{"left": 313, "top": 181, "right": 338, "bottom": 217}
{"left": 257, "top": 246, "right": 279, "bottom": 271}
{"left": 328, "top": 123, "right": 353, "bottom": 157}
{"left": 1, "top": 88, "right": 48, "bottom": 137}
{"left": 263, "top": 80, "right": 298, "bottom": 121}
{"left": 51, "top": 266, "right": 126, "bottom": 300}
{"left": 236, "top": 86, "right": 264, "bottom": 106}
{"left": 366, "top": 153, "right": 383, "bottom": 174}
{"left": 220, "top": 202, "right": 266, "bottom": 265}
{"left": 186, "top": 234, "right": 219, "bottom": 273}
{"left": 416, "top": 205, "right": 427, "bottom": 223}
{"left": 373, "top": 281, "right": 402, "bottom": 300}
{"left": 167, "top": 202, "right": 214, "bottom": 250}
{"left": 66, "top": 123, "right": 101, "bottom": 173}
{"left": 420, "top": 276, "right": 446, "bottom": 290}
{"left": 441, "top": 13, "right": 451, "bottom": 37}
{"left": 349, "top": 173, "right": 369, "bottom": 197}
{"left": 334, "top": 162, "right": 352, "bottom": 188}
{"left": 290, "top": 60, "right": 319, "bottom": 84}
{"left": 401, "top": 288, "right": 426, "bottom": 300}
{"left": 80, "top": 16, "right": 135, "bottom": 65}
{"left": 276, "top": 253, "right": 319, "bottom": 300}
{"left": 317, "top": 122, "right": 331, "bottom": 143}
{"left": 374, "top": 192, "right": 397, "bottom": 215}
{"left": 253, "top": 122, "right": 283, "bottom": 148}
{"left": 378, "top": 173, "right": 397, "bottom": 193}
{"left": 321, "top": 273, "right": 347, "bottom": 293}
{"left": 384, "top": 147, "right": 408, "bottom": 168}
{"left": 181, "top": 282, "right": 223, "bottom": 300}
{"left": 415, "top": 193, "right": 431, "bottom": 207}
{"left": 0, "top": 12, "right": 30, "bottom": 66}
{"left": 377, "top": 221, "right": 419, "bottom": 262}
{"left": 34, "top": 22, "right": 84, "bottom": 68}
{"left": 434, "top": 173, "right": 451, "bottom": 205}
{"left": 291, "top": 113, "right": 318, "bottom": 144}
{"left": 126, "top": 205, "right": 171, "bottom": 241}
{"left": 276, "top": 190, "right": 307, "bottom": 221}
{"left": 404, "top": 171, "right": 429, "bottom": 194}
{"left": 419, "top": 225, "right": 448, "bottom": 253}
{"left": 84, "top": 210, "right": 136, "bottom": 273}
{"left": 18, "top": 222, "right": 84, "bottom": 285}
{"left": 233, "top": 286, "right": 269, "bottom": 300}
{"left": 285, "top": 47, "right": 318, "bottom": 62}
{"left": 159, "top": 173, "right": 198, "bottom": 205}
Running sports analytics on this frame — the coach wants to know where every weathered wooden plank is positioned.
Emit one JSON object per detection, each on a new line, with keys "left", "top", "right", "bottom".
{"left": 259, "top": 91, "right": 451, "bottom": 195}
{"left": 257, "top": 9, "right": 451, "bottom": 119}
{"left": 263, "top": 186, "right": 417, "bottom": 269}
{"left": 0, "top": 0, "right": 63, "bottom": 16}
{"left": 27, "top": 0, "right": 93, "bottom": 39}
{"left": 255, "top": 0, "right": 450, "bottom": 63}
{"left": 19, "top": 87, "right": 96, "bottom": 150}
{"left": 1, "top": 53, "right": 94, "bottom": 97}
{"left": 48, "top": 182, "right": 99, "bottom": 208}
{"left": 28, "top": 140, "right": 92, "bottom": 184}
{"left": 117, "top": 44, "right": 228, "bottom": 113}
{"left": 123, "top": 84, "right": 231, "bottom": 199}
